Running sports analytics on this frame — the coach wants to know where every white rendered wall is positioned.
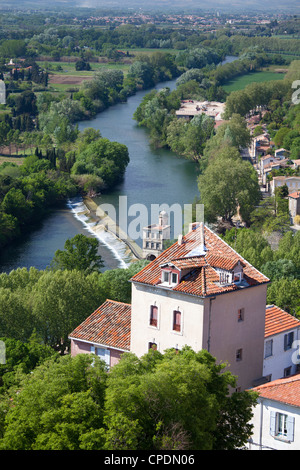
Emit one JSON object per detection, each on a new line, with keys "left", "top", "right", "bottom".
{"left": 263, "top": 328, "right": 300, "bottom": 381}
{"left": 248, "top": 398, "right": 300, "bottom": 450}
{"left": 130, "top": 282, "right": 205, "bottom": 357}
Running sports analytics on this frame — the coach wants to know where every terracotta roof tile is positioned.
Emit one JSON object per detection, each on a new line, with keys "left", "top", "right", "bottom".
{"left": 205, "top": 253, "right": 246, "bottom": 271}
{"left": 251, "top": 374, "right": 300, "bottom": 407}
{"left": 131, "top": 225, "right": 269, "bottom": 297}
{"left": 289, "top": 191, "right": 300, "bottom": 199}
{"left": 163, "top": 256, "right": 207, "bottom": 270}
{"left": 265, "top": 305, "right": 300, "bottom": 338}
{"left": 69, "top": 299, "right": 131, "bottom": 351}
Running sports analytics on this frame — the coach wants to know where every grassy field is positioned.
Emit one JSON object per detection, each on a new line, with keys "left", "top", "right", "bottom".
{"left": 222, "top": 70, "right": 285, "bottom": 93}
{"left": 0, "top": 155, "right": 25, "bottom": 165}
{"left": 38, "top": 60, "right": 132, "bottom": 92}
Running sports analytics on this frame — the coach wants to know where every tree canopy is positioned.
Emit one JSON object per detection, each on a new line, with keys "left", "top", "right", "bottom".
{"left": 198, "top": 152, "right": 261, "bottom": 225}
{"left": 0, "top": 347, "right": 257, "bottom": 451}
{"left": 51, "top": 234, "right": 104, "bottom": 274}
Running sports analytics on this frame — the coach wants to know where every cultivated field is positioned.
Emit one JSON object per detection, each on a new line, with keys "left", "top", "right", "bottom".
{"left": 222, "top": 70, "right": 285, "bottom": 93}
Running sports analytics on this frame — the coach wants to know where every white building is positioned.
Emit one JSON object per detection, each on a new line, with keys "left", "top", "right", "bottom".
{"left": 142, "top": 211, "right": 170, "bottom": 261}
{"left": 248, "top": 375, "right": 300, "bottom": 450}
{"left": 175, "top": 100, "right": 225, "bottom": 121}
{"left": 270, "top": 176, "right": 300, "bottom": 195}
{"left": 263, "top": 305, "right": 300, "bottom": 382}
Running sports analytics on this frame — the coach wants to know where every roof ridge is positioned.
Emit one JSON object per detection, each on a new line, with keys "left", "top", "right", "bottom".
{"left": 105, "top": 299, "right": 132, "bottom": 306}
{"left": 255, "top": 374, "right": 300, "bottom": 391}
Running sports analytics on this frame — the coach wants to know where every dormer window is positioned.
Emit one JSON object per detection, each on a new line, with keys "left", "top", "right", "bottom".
{"left": 234, "top": 272, "right": 242, "bottom": 284}
{"left": 160, "top": 266, "right": 179, "bottom": 287}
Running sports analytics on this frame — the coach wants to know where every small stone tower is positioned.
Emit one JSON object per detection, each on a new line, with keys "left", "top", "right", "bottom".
{"left": 142, "top": 211, "right": 171, "bottom": 261}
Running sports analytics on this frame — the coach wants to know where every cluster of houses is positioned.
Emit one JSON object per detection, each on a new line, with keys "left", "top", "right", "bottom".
{"left": 175, "top": 99, "right": 300, "bottom": 224}
{"left": 246, "top": 115, "right": 300, "bottom": 224}
{"left": 69, "top": 222, "right": 300, "bottom": 450}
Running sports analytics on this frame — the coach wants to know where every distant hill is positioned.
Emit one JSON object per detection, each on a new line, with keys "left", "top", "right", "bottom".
{"left": 0, "top": 0, "right": 299, "bottom": 13}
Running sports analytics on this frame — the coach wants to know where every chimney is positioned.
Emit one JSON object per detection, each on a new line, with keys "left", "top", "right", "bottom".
{"left": 199, "top": 222, "right": 205, "bottom": 251}
{"left": 184, "top": 222, "right": 207, "bottom": 258}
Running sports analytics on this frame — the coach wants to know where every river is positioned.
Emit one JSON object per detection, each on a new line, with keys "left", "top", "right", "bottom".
{"left": 0, "top": 56, "right": 237, "bottom": 273}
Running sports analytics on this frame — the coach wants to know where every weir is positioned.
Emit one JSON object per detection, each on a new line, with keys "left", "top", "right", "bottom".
{"left": 83, "top": 197, "right": 144, "bottom": 261}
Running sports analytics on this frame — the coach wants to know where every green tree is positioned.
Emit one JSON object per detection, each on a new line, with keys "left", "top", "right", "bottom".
{"left": 51, "top": 234, "right": 104, "bottom": 274}
{"left": 274, "top": 230, "right": 300, "bottom": 269}
{"left": 266, "top": 279, "right": 300, "bottom": 316}
{"left": 31, "top": 269, "right": 105, "bottom": 353}
{"left": 0, "top": 334, "right": 57, "bottom": 393}
{"left": 198, "top": 154, "right": 260, "bottom": 225}
{"left": 104, "top": 347, "right": 257, "bottom": 450}
{"left": 222, "top": 228, "right": 273, "bottom": 270}
{"left": 0, "top": 354, "right": 107, "bottom": 450}
{"left": 261, "top": 259, "right": 299, "bottom": 281}
{"left": 2, "top": 188, "right": 33, "bottom": 225}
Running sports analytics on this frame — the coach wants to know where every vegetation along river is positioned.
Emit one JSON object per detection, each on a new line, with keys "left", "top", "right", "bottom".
{"left": 0, "top": 57, "right": 237, "bottom": 273}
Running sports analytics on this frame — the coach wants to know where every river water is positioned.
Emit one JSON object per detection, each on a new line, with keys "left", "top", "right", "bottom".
{"left": 0, "top": 56, "right": 237, "bottom": 273}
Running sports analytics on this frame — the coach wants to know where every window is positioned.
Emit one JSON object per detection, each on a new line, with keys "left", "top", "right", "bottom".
{"left": 277, "top": 413, "right": 288, "bottom": 437}
{"left": 150, "top": 305, "right": 158, "bottom": 327}
{"left": 284, "top": 366, "right": 292, "bottom": 377}
{"left": 173, "top": 310, "right": 181, "bottom": 332}
{"left": 284, "top": 332, "right": 294, "bottom": 351}
{"left": 90, "top": 345, "right": 110, "bottom": 368}
{"left": 238, "top": 308, "right": 244, "bottom": 322}
{"left": 270, "top": 412, "right": 295, "bottom": 442}
{"left": 161, "top": 269, "right": 179, "bottom": 286}
{"left": 265, "top": 339, "right": 273, "bottom": 358}
{"left": 236, "top": 348, "right": 243, "bottom": 361}
{"left": 149, "top": 342, "right": 157, "bottom": 351}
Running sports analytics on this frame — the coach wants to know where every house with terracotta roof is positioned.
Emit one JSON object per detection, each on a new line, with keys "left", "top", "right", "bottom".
{"left": 69, "top": 300, "right": 131, "bottom": 369}
{"left": 247, "top": 375, "right": 300, "bottom": 450}
{"left": 69, "top": 223, "right": 271, "bottom": 390}
{"left": 263, "top": 305, "right": 300, "bottom": 382}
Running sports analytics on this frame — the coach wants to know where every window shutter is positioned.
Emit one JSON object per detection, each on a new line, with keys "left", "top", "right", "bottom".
{"left": 287, "top": 416, "right": 295, "bottom": 442}
{"left": 90, "top": 345, "right": 95, "bottom": 354}
{"left": 150, "top": 305, "right": 158, "bottom": 327}
{"left": 105, "top": 349, "right": 111, "bottom": 368}
{"left": 173, "top": 310, "right": 181, "bottom": 331}
{"left": 270, "top": 411, "right": 276, "bottom": 436}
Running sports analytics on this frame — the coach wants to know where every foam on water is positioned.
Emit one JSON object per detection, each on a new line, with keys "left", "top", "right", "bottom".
{"left": 67, "top": 197, "right": 131, "bottom": 269}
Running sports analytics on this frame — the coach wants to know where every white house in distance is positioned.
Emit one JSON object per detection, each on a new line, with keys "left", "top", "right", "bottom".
{"left": 263, "top": 304, "right": 300, "bottom": 382}
{"left": 270, "top": 176, "right": 300, "bottom": 195}
{"left": 142, "top": 210, "right": 171, "bottom": 261}
{"left": 175, "top": 100, "right": 225, "bottom": 123}
{"left": 69, "top": 223, "right": 270, "bottom": 391}
{"left": 248, "top": 375, "right": 300, "bottom": 450}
